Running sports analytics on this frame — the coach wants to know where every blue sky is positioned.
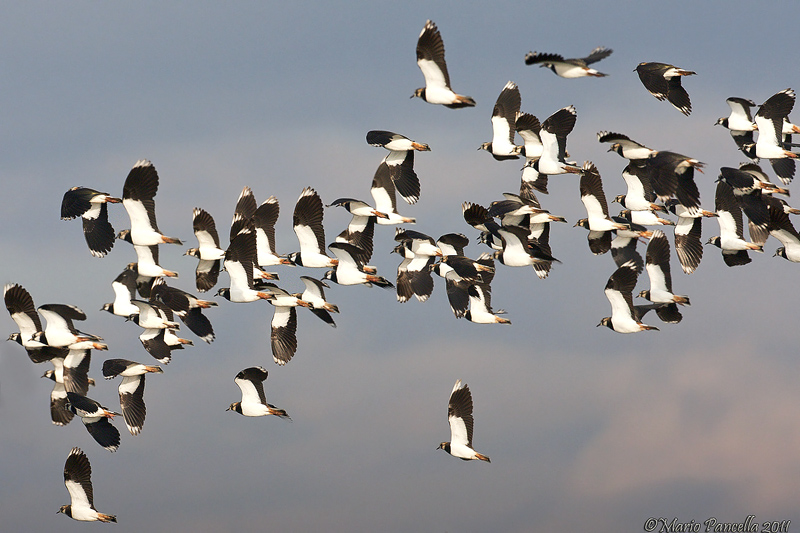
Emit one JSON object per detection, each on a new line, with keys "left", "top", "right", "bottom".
{"left": 2, "top": 2, "right": 799, "bottom": 532}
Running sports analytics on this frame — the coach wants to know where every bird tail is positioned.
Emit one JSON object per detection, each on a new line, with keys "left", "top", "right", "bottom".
{"left": 97, "top": 513, "right": 117, "bottom": 523}
{"left": 673, "top": 295, "right": 691, "bottom": 306}
{"left": 269, "top": 405, "right": 292, "bottom": 421}
{"left": 475, "top": 453, "right": 491, "bottom": 462}
{"left": 366, "top": 275, "right": 394, "bottom": 289}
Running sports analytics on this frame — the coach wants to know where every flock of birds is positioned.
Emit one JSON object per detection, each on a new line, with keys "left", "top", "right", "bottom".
{"left": 4, "top": 18, "right": 800, "bottom": 523}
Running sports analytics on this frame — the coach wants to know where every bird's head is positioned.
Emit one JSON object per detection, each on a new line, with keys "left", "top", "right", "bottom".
{"left": 215, "top": 288, "right": 231, "bottom": 300}
{"left": 285, "top": 252, "right": 301, "bottom": 266}
{"left": 574, "top": 218, "right": 589, "bottom": 229}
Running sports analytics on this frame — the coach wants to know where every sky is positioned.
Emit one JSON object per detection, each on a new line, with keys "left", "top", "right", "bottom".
{"left": 2, "top": 2, "right": 799, "bottom": 532}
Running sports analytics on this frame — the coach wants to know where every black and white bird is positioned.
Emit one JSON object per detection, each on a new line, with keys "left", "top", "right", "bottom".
{"left": 437, "top": 233, "right": 470, "bottom": 257}
{"left": 524, "top": 46, "right": 612, "bottom": 78}
{"left": 4, "top": 283, "right": 67, "bottom": 363}
{"left": 737, "top": 162, "right": 791, "bottom": 197}
{"left": 102, "top": 358, "right": 163, "bottom": 436}
{"left": 489, "top": 192, "right": 567, "bottom": 225}
{"left": 253, "top": 196, "right": 293, "bottom": 268}
{"left": 715, "top": 97, "right": 758, "bottom": 151}
{"left": 610, "top": 230, "right": 645, "bottom": 274}
{"left": 118, "top": 231, "right": 180, "bottom": 279}
{"left": 479, "top": 81, "right": 522, "bottom": 160}
{"left": 230, "top": 185, "right": 258, "bottom": 240}
{"left": 413, "top": 20, "right": 475, "bottom": 108}
{"left": 635, "top": 62, "right": 696, "bottom": 116}
{"left": 299, "top": 276, "right": 338, "bottom": 327}
{"left": 229, "top": 188, "right": 280, "bottom": 282}
{"left": 597, "top": 131, "right": 656, "bottom": 164}
{"left": 125, "top": 299, "right": 183, "bottom": 364}
{"left": 638, "top": 230, "right": 691, "bottom": 306}
{"left": 58, "top": 447, "right": 117, "bottom": 523}
{"left": 324, "top": 242, "right": 394, "bottom": 289}
{"left": 66, "top": 392, "right": 122, "bottom": 452}
{"left": 328, "top": 197, "right": 386, "bottom": 263}
{"left": 766, "top": 196, "right": 800, "bottom": 262}
{"left": 579, "top": 162, "right": 630, "bottom": 233}
{"left": 366, "top": 130, "right": 430, "bottom": 152}
{"left": 754, "top": 89, "right": 799, "bottom": 165}
{"left": 598, "top": 261, "right": 660, "bottom": 334}
{"left": 715, "top": 167, "right": 784, "bottom": 243}
{"left": 257, "top": 282, "right": 312, "bottom": 366}
{"left": 119, "top": 159, "right": 183, "bottom": 246}
{"left": 466, "top": 278, "right": 510, "bottom": 325}
{"left": 494, "top": 224, "right": 560, "bottom": 273}
{"left": 392, "top": 242, "right": 417, "bottom": 304}
{"left": 288, "top": 187, "right": 338, "bottom": 268}
{"left": 707, "top": 180, "right": 763, "bottom": 267}
{"left": 613, "top": 163, "right": 664, "bottom": 213}
{"left": 438, "top": 379, "right": 490, "bottom": 462}
{"left": 137, "top": 327, "right": 177, "bottom": 365}
{"left": 645, "top": 151, "right": 704, "bottom": 214}
{"left": 392, "top": 229, "right": 440, "bottom": 302}
{"left": 185, "top": 207, "right": 225, "bottom": 292}
{"left": 61, "top": 187, "right": 121, "bottom": 257}
{"left": 150, "top": 278, "right": 216, "bottom": 343}
{"left": 42, "top": 348, "right": 94, "bottom": 426}
{"left": 573, "top": 218, "right": 612, "bottom": 256}
{"left": 128, "top": 298, "right": 179, "bottom": 331}
{"left": 34, "top": 304, "right": 107, "bottom": 351}
{"left": 534, "top": 106, "right": 581, "bottom": 176}
{"left": 45, "top": 349, "right": 93, "bottom": 397}
{"left": 42, "top": 364, "right": 77, "bottom": 426}
{"left": 437, "top": 254, "right": 507, "bottom": 324}
{"left": 100, "top": 267, "right": 140, "bottom": 319}
{"left": 428, "top": 234, "right": 470, "bottom": 317}
{"left": 515, "top": 112, "right": 549, "bottom": 194}
{"left": 432, "top": 249, "right": 488, "bottom": 319}
{"left": 462, "top": 201, "right": 503, "bottom": 251}
{"left": 227, "top": 366, "right": 291, "bottom": 419}
{"left": 216, "top": 225, "right": 273, "bottom": 303}
{"left": 367, "top": 130, "right": 428, "bottom": 207}
{"left": 618, "top": 208, "right": 674, "bottom": 228}
{"left": 665, "top": 199, "right": 716, "bottom": 275}
{"left": 438, "top": 254, "right": 495, "bottom": 284}
{"left": 370, "top": 155, "right": 419, "bottom": 224}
